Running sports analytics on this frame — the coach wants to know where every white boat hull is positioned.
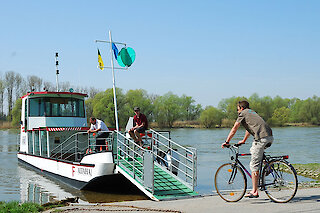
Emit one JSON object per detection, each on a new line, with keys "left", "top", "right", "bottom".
{"left": 17, "top": 152, "right": 116, "bottom": 189}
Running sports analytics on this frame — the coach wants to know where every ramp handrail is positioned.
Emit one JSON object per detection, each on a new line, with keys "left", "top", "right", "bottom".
{"left": 115, "top": 130, "right": 155, "bottom": 193}
{"left": 148, "top": 129, "right": 197, "bottom": 190}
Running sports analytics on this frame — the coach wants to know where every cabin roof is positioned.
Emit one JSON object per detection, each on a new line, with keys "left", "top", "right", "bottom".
{"left": 21, "top": 91, "right": 88, "bottom": 99}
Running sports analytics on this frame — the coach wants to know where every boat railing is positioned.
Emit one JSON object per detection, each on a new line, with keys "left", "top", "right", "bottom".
{"left": 115, "top": 130, "right": 155, "bottom": 193}
{"left": 115, "top": 129, "right": 197, "bottom": 194}
{"left": 50, "top": 131, "right": 114, "bottom": 162}
{"left": 148, "top": 129, "right": 197, "bottom": 190}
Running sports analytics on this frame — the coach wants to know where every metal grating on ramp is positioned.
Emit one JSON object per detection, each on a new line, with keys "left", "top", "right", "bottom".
{"left": 115, "top": 130, "right": 197, "bottom": 201}
{"left": 117, "top": 158, "right": 197, "bottom": 200}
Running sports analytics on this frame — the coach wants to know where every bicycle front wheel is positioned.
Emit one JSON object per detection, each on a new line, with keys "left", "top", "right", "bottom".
{"left": 215, "top": 163, "right": 247, "bottom": 202}
{"left": 262, "top": 160, "right": 298, "bottom": 203}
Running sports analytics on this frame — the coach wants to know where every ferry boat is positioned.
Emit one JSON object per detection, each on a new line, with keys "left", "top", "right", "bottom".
{"left": 17, "top": 91, "right": 121, "bottom": 190}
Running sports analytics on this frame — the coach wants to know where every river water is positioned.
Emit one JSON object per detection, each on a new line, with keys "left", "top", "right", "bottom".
{"left": 0, "top": 127, "right": 319, "bottom": 203}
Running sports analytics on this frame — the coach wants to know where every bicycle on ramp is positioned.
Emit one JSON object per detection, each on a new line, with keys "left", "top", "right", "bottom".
{"left": 214, "top": 143, "right": 298, "bottom": 203}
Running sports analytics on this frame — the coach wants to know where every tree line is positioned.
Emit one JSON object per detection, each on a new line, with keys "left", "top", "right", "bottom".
{"left": 200, "top": 93, "right": 320, "bottom": 128}
{"left": 87, "top": 91, "right": 320, "bottom": 128}
{"left": 0, "top": 71, "right": 101, "bottom": 122}
{"left": 4, "top": 70, "right": 320, "bottom": 128}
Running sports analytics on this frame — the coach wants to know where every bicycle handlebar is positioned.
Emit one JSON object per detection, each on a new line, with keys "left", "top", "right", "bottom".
{"left": 222, "top": 143, "right": 242, "bottom": 148}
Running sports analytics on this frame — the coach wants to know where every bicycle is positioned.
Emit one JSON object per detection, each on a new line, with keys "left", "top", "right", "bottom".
{"left": 214, "top": 143, "right": 298, "bottom": 203}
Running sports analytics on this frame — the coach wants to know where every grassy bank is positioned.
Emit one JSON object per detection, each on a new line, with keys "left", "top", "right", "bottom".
{"left": 0, "top": 197, "right": 77, "bottom": 212}
{"left": 293, "top": 163, "right": 320, "bottom": 180}
{"left": 0, "top": 121, "right": 15, "bottom": 129}
{"left": 0, "top": 201, "right": 44, "bottom": 212}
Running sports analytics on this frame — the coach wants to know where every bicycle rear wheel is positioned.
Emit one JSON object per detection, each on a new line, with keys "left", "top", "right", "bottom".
{"left": 215, "top": 163, "right": 247, "bottom": 202}
{"left": 262, "top": 160, "right": 298, "bottom": 203}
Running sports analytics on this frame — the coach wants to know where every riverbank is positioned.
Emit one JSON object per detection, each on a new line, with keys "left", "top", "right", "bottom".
{"left": 0, "top": 201, "right": 44, "bottom": 212}
{"left": 293, "top": 163, "right": 320, "bottom": 181}
{"left": 0, "top": 121, "right": 14, "bottom": 129}
{"left": 44, "top": 187, "right": 320, "bottom": 213}
{"left": 0, "top": 198, "right": 78, "bottom": 212}
{"left": 150, "top": 120, "right": 319, "bottom": 129}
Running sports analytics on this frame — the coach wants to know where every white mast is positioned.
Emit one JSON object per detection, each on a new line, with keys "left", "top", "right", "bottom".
{"left": 108, "top": 31, "right": 119, "bottom": 131}
{"left": 95, "top": 32, "right": 129, "bottom": 131}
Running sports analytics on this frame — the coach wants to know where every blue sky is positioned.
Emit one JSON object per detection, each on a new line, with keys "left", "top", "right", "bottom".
{"left": 1, "top": 1, "right": 319, "bottom": 107}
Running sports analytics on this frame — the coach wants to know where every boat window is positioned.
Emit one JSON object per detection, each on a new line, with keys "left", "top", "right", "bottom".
{"left": 34, "top": 131, "right": 40, "bottom": 155}
{"left": 29, "top": 97, "right": 85, "bottom": 117}
{"left": 41, "top": 131, "right": 48, "bottom": 156}
{"left": 28, "top": 132, "right": 33, "bottom": 154}
{"left": 29, "top": 98, "right": 45, "bottom": 116}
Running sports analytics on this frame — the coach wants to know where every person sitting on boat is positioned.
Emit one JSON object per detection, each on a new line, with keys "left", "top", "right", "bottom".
{"left": 88, "top": 117, "right": 109, "bottom": 151}
{"left": 129, "top": 107, "right": 148, "bottom": 147}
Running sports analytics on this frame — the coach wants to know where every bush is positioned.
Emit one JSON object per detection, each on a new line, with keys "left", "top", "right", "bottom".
{"left": 199, "top": 106, "right": 224, "bottom": 128}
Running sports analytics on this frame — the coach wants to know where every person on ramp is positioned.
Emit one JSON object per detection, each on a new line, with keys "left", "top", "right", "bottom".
{"left": 221, "top": 100, "right": 273, "bottom": 198}
{"left": 129, "top": 107, "right": 148, "bottom": 147}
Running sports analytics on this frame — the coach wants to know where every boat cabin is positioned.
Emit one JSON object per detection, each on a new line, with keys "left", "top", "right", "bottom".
{"left": 19, "top": 92, "right": 89, "bottom": 160}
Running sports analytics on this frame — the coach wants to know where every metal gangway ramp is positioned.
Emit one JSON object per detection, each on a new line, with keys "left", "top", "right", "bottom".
{"left": 114, "top": 129, "right": 198, "bottom": 201}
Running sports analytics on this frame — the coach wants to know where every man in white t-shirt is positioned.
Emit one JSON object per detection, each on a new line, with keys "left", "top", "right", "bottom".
{"left": 88, "top": 117, "right": 109, "bottom": 151}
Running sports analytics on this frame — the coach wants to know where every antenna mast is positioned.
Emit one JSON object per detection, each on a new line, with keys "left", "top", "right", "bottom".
{"left": 55, "top": 52, "right": 59, "bottom": 92}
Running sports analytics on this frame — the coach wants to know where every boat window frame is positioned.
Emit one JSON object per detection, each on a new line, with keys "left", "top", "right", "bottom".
{"left": 28, "top": 96, "right": 85, "bottom": 118}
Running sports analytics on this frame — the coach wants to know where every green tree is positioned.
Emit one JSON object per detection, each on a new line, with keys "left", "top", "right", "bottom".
{"left": 298, "top": 96, "right": 320, "bottom": 124}
{"left": 269, "top": 107, "right": 291, "bottom": 126}
{"left": 153, "top": 92, "right": 182, "bottom": 128}
{"left": 199, "top": 106, "right": 224, "bottom": 128}
{"left": 85, "top": 98, "right": 94, "bottom": 120}
{"left": 90, "top": 88, "right": 127, "bottom": 128}
{"left": 125, "top": 89, "right": 153, "bottom": 122}
{"left": 218, "top": 96, "right": 246, "bottom": 120}
{"left": 11, "top": 98, "right": 22, "bottom": 127}
{"left": 288, "top": 98, "right": 303, "bottom": 123}
{"left": 0, "top": 77, "right": 5, "bottom": 118}
{"left": 249, "top": 94, "right": 273, "bottom": 121}
{"left": 180, "top": 95, "right": 202, "bottom": 120}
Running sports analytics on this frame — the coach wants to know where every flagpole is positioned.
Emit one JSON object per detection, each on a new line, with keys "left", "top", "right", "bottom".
{"left": 108, "top": 30, "right": 119, "bottom": 131}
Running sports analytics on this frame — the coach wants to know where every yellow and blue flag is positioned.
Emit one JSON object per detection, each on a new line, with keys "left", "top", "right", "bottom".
{"left": 97, "top": 49, "right": 104, "bottom": 70}
{"left": 112, "top": 43, "right": 119, "bottom": 60}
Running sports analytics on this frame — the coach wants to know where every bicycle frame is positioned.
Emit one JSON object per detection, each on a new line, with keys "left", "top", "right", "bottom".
{"left": 228, "top": 145, "right": 290, "bottom": 189}
{"left": 228, "top": 146, "right": 270, "bottom": 187}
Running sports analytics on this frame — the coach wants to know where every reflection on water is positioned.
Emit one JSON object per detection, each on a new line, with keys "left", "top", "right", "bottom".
{"left": 18, "top": 164, "right": 74, "bottom": 204}
{"left": 25, "top": 183, "right": 50, "bottom": 205}
{"left": 17, "top": 164, "right": 147, "bottom": 204}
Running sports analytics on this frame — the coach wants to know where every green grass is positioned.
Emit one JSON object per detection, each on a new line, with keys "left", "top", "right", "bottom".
{"left": 293, "top": 163, "right": 320, "bottom": 180}
{"left": 293, "top": 163, "right": 320, "bottom": 171}
{"left": 0, "top": 200, "right": 70, "bottom": 213}
{"left": 0, "top": 201, "right": 44, "bottom": 213}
